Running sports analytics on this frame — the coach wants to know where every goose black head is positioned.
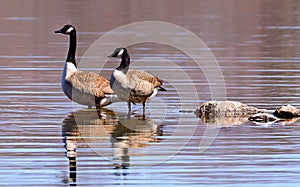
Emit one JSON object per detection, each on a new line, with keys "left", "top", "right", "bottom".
{"left": 55, "top": 25, "right": 76, "bottom": 35}
{"left": 108, "top": 47, "right": 127, "bottom": 58}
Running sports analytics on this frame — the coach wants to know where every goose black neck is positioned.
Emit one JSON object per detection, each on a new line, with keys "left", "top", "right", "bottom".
{"left": 116, "top": 51, "right": 130, "bottom": 71}
{"left": 66, "top": 31, "right": 77, "bottom": 67}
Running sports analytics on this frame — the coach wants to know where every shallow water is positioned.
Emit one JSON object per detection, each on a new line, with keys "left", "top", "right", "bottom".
{"left": 1, "top": 0, "right": 300, "bottom": 186}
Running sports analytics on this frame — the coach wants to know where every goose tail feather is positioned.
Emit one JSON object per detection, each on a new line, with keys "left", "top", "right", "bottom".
{"left": 158, "top": 87, "right": 167, "bottom": 91}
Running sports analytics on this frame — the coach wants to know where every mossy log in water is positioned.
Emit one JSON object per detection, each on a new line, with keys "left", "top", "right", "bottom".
{"left": 196, "top": 101, "right": 299, "bottom": 123}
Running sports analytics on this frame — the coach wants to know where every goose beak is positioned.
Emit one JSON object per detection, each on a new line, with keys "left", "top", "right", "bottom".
{"left": 108, "top": 48, "right": 122, "bottom": 58}
{"left": 107, "top": 52, "right": 117, "bottom": 58}
{"left": 54, "top": 29, "right": 63, "bottom": 33}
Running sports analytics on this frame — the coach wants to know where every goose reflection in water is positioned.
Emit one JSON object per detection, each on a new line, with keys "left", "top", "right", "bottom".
{"left": 61, "top": 108, "right": 163, "bottom": 184}
{"left": 62, "top": 115, "right": 79, "bottom": 185}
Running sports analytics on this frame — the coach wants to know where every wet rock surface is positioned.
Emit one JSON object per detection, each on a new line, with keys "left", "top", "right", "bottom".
{"left": 273, "top": 105, "right": 300, "bottom": 119}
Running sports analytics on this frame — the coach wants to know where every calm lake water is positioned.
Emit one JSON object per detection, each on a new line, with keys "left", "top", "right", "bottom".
{"left": 1, "top": 0, "right": 300, "bottom": 186}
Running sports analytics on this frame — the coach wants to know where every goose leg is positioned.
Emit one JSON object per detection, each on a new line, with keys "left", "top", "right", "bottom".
{"left": 95, "top": 97, "right": 101, "bottom": 117}
{"left": 127, "top": 102, "right": 131, "bottom": 118}
{"left": 127, "top": 102, "right": 131, "bottom": 112}
{"left": 142, "top": 101, "right": 146, "bottom": 120}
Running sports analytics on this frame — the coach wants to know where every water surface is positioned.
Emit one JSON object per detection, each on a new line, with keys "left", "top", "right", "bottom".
{"left": 1, "top": 0, "right": 300, "bottom": 186}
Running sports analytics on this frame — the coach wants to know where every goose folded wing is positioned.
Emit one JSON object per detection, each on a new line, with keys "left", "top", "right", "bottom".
{"left": 66, "top": 71, "right": 113, "bottom": 98}
{"left": 131, "top": 80, "right": 154, "bottom": 96}
{"left": 128, "top": 69, "right": 163, "bottom": 88}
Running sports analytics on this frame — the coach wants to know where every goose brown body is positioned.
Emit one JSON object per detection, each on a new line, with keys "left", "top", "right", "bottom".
{"left": 111, "top": 69, "right": 163, "bottom": 103}
{"left": 108, "top": 47, "right": 166, "bottom": 118}
{"left": 67, "top": 70, "right": 113, "bottom": 98}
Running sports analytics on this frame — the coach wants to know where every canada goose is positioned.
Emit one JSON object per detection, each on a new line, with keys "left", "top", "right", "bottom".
{"left": 108, "top": 47, "right": 166, "bottom": 118}
{"left": 55, "top": 25, "right": 119, "bottom": 109}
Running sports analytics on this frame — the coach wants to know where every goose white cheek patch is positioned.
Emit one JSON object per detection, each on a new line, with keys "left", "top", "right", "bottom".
{"left": 117, "top": 49, "right": 124, "bottom": 56}
{"left": 66, "top": 27, "right": 74, "bottom": 34}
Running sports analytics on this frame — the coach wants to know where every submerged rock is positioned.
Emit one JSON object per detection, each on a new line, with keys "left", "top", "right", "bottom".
{"left": 201, "top": 115, "right": 249, "bottom": 127}
{"left": 273, "top": 105, "right": 299, "bottom": 119}
{"left": 195, "top": 101, "right": 261, "bottom": 118}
